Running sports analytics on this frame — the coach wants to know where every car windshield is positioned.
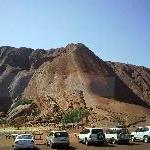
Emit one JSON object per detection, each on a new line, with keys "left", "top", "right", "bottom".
{"left": 17, "top": 135, "right": 32, "bottom": 139}
{"left": 92, "top": 129, "right": 103, "bottom": 134}
{"left": 54, "top": 132, "right": 68, "bottom": 137}
{"left": 135, "top": 128, "right": 142, "bottom": 132}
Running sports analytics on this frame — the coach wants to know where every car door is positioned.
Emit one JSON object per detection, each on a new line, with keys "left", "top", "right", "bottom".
{"left": 135, "top": 128, "right": 144, "bottom": 140}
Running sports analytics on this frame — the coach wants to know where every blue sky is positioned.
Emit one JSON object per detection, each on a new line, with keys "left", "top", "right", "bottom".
{"left": 0, "top": 0, "right": 149, "bottom": 67}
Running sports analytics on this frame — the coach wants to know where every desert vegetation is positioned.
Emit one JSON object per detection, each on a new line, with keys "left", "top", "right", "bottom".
{"left": 62, "top": 108, "right": 89, "bottom": 124}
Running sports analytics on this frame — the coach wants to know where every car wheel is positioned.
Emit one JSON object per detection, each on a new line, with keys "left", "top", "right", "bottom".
{"left": 50, "top": 142, "right": 55, "bottom": 149}
{"left": 85, "top": 138, "right": 89, "bottom": 146}
{"left": 124, "top": 140, "right": 129, "bottom": 145}
{"left": 111, "top": 138, "right": 116, "bottom": 144}
{"left": 131, "top": 136, "right": 135, "bottom": 142}
{"left": 144, "top": 136, "right": 148, "bottom": 143}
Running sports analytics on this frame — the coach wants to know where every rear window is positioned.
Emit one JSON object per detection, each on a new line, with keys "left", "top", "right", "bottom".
{"left": 17, "top": 135, "right": 32, "bottom": 139}
{"left": 54, "top": 132, "right": 68, "bottom": 137}
{"left": 106, "top": 129, "right": 129, "bottom": 134}
{"left": 92, "top": 129, "right": 103, "bottom": 134}
{"left": 118, "top": 129, "right": 129, "bottom": 134}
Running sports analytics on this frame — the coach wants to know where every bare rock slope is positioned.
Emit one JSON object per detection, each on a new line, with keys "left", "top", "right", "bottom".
{"left": 107, "top": 62, "right": 150, "bottom": 106}
{"left": 0, "top": 44, "right": 150, "bottom": 126}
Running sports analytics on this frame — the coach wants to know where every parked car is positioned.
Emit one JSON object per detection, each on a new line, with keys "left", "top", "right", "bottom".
{"left": 130, "top": 126, "right": 150, "bottom": 143}
{"left": 46, "top": 130, "right": 70, "bottom": 148}
{"left": 13, "top": 134, "right": 35, "bottom": 150}
{"left": 105, "top": 127, "right": 130, "bottom": 144}
{"left": 78, "top": 127, "right": 106, "bottom": 146}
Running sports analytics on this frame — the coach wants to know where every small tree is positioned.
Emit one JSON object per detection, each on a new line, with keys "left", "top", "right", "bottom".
{"left": 62, "top": 108, "right": 89, "bottom": 124}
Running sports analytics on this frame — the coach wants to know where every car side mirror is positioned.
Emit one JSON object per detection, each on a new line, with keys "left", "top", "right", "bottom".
{"left": 12, "top": 145, "right": 14, "bottom": 147}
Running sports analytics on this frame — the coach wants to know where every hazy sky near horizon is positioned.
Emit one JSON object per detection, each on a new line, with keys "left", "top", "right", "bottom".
{"left": 0, "top": 0, "right": 149, "bottom": 67}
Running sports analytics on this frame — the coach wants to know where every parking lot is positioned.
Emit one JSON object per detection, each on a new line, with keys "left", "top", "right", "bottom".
{"left": 0, "top": 133, "right": 150, "bottom": 150}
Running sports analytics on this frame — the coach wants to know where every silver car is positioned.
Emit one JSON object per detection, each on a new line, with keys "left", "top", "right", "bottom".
{"left": 46, "top": 130, "right": 70, "bottom": 148}
{"left": 13, "top": 134, "right": 35, "bottom": 150}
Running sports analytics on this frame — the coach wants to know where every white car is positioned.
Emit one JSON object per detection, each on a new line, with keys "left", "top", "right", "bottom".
{"left": 130, "top": 126, "right": 150, "bottom": 143}
{"left": 46, "top": 130, "right": 70, "bottom": 148}
{"left": 13, "top": 134, "right": 35, "bottom": 150}
{"left": 78, "top": 127, "right": 106, "bottom": 146}
{"left": 105, "top": 127, "right": 130, "bottom": 144}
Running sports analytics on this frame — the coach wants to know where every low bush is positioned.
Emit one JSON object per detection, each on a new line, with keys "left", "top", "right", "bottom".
{"left": 62, "top": 108, "right": 89, "bottom": 124}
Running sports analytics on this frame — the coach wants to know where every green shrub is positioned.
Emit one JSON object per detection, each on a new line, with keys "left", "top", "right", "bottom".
{"left": 62, "top": 108, "right": 89, "bottom": 124}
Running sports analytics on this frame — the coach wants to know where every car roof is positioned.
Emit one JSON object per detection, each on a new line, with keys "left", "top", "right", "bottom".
{"left": 85, "top": 127, "right": 102, "bottom": 130}
{"left": 109, "top": 128, "right": 126, "bottom": 130}
{"left": 144, "top": 126, "right": 150, "bottom": 128}
{"left": 51, "top": 130, "right": 68, "bottom": 133}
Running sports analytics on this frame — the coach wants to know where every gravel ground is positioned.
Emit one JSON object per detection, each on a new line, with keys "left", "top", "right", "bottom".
{"left": 0, "top": 134, "right": 150, "bottom": 150}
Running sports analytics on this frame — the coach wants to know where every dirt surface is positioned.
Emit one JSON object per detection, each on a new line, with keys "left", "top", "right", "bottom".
{"left": 0, "top": 134, "right": 150, "bottom": 150}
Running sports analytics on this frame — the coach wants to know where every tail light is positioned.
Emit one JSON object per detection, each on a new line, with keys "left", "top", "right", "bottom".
{"left": 31, "top": 140, "right": 34, "bottom": 143}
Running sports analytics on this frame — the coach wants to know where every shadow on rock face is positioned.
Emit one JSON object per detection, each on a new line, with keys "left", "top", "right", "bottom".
{"left": 0, "top": 97, "right": 12, "bottom": 112}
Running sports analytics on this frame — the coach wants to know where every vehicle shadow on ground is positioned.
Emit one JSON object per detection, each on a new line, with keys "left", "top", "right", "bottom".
{"left": 34, "top": 148, "right": 40, "bottom": 150}
{"left": 49, "top": 146, "right": 77, "bottom": 150}
{"left": 88, "top": 143, "right": 116, "bottom": 147}
{"left": 13, "top": 148, "right": 40, "bottom": 150}
{"left": 127, "top": 142, "right": 142, "bottom": 146}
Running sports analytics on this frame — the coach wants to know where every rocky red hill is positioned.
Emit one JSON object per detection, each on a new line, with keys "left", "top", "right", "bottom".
{"left": 0, "top": 43, "right": 150, "bottom": 127}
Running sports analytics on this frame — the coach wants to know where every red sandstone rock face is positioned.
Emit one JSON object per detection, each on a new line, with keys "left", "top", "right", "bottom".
{"left": 107, "top": 62, "right": 150, "bottom": 106}
{"left": 0, "top": 43, "right": 150, "bottom": 126}
{"left": 23, "top": 44, "right": 116, "bottom": 110}
{"left": 22, "top": 44, "right": 150, "bottom": 126}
